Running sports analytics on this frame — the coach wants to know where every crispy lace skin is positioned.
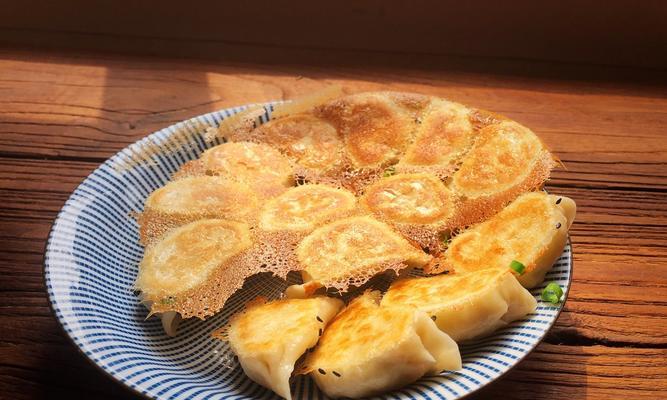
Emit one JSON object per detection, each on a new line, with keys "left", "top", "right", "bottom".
{"left": 135, "top": 90, "right": 560, "bottom": 320}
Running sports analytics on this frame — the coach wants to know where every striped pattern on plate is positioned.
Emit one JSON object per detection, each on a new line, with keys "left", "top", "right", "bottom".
{"left": 44, "top": 103, "right": 572, "bottom": 400}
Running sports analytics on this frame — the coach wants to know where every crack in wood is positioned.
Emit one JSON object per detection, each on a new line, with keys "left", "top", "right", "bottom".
{"left": 545, "top": 330, "right": 667, "bottom": 349}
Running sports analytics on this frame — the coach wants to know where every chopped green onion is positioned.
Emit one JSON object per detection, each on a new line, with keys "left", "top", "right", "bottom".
{"left": 442, "top": 234, "right": 451, "bottom": 247}
{"left": 509, "top": 260, "right": 526, "bottom": 275}
{"left": 160, "top": 296, "right": 176, "bottom": 305}
{"left": 541, "top": 282, "right": 564, "bottom": 304}
{"left": 383, "top": 166, "right": 396, "bottom": 177}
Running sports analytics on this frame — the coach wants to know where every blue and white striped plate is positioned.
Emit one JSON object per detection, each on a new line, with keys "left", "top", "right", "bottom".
{"left": 45, "top": 102, "right": 572, "bottom": 400}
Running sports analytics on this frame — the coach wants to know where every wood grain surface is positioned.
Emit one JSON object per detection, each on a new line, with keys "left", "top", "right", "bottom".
{"left": 0, "top": 46, "right": 666, "bottom": 399}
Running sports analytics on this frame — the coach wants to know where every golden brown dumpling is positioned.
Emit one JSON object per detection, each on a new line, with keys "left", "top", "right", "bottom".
{"left": 450, "top": 120, "right": 555, "bottom": 224}
{"left": 435, "top": 192, "right": 576, "bottom": 288}
{"left": 136, "top": 219, "right": 253, "bottom": 330}
{"left": 216, "top": 296, "right": 343, "bottom": 399}
{"left": 383, "top": 268, "right": 536, "bottom": 341}
{"left": 248, "top": 114, "right": 344, "bottom": 172}
{"left": 397, "top": 99, "right": 475, "bottom": 177}
{"left": 200, "top": 141, "right": 294, "bottom": 197}
{"left": 360, "top": 173, "right": 457, "bottom": 227}
{"left": 301, "top": 291, "right": 461, "bottom": 398}
{"left": 288, "top": 216, "right": 432, "bottom": 296}
{"left": 137, "top": 176, "right": 259, "bottom": 244}
{"left": 259, "top": 184, "right": 356, "bottom": 232}
{"left": 136, "top": 219, "right": 252, "bottom": 299}
{"left": 315, "top": 92, "right": 417, "bottom": 167}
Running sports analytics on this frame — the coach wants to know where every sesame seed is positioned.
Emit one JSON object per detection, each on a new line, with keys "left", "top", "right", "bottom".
{"left": 318, "top": 368, "right": 326, "bottom": 375}
{"left": 556, "top": 222, "right": 562, "bottom": 229}
{"left": 318, "top": 328, "right": 323, "bottom": 336}
{"left": 333, "top": 371, "right": 341, "bottom": 377}
{"left": 556, "top": 198, "right": 562, "bottom": 204}
{"left": 316, "top": 316, "right": 323, "bottom": 323}
{"left": 431, "top": 315, "right": 437, "bottom": 321}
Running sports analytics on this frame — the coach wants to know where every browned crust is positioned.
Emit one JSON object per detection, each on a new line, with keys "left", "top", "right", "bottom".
{"left": 171, "top": 159, "right": 206, "bottom": 180}
{"left": 295, "top": 216, "right": 433, "bottom": 293}
{"left": 358, "top": 201, "right": 459, "bottom": 254}
{"left": 138, "top": 89, "right": 559, "bottom": 322}
{"left": 382, "top": 91, "right": 433, "bottom": 118}
{"left": 137, "top": 210, "right": 203, "bottom": 246}
{"left": 270, "top": 85, "right": 346, "bottom": 119}
{"left": 147, "top": 229, "right": 304, "bottom": 319}
{"left": 147, "top": 251, "right": 258, "bottom": 319}
{"left": 294, "top": 164, "right": 386, "bottom": 196}
{"left": 450, "top": 150, "right": 556, "bottom": 228}
{"left": 313, "top": 92, "right": 421, "bottom": 167}
{"left": 314, "top": 260, "right": 415, "bottom": 294}
{"left": 137, "top": 209, "right": 260, "bottom": 246}
{"left": 391, "top": 223, "right": 449, "bottom": 254}
{"left": 394, "top": 163, "right": 460, "bottom": 181}
{"left": 468, "top": 107, "right": 509, "bottom": 131}
{"left": 216, "top": 105, "right": 267, "bottom": 142}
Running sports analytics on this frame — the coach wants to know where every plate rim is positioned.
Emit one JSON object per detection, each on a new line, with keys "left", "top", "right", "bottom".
{"left": 43, "top": 104, "right": 574, "bottom": 400}
{"left": 455, "top": 236, "right": 573, "bottom": 400}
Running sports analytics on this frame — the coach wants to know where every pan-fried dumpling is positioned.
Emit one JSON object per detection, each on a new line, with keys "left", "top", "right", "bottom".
{"left": 259, "top": 184, "right": 357, "bottom": 232}
{"left": 360, "top": 173, "right": 457, "bottom": 227}
{"left": 200, "top": 141, "right": 294, "bottom": 197}
{"left": 301, "top": 291, "right": 461, "bottom": 398}
{"left": 137, "top": 176, "right": 259, "bottom": 244}
{"left": 135, "top": 219, "right": 252, "bottom": 326}
{"left": 450, "top": 120, "right": 555, "bottom": 224}
{"left": 382, "top": 268, "right": 536, "bottom": 342}
{"left": 288, "top": 216, "right": 432, "bottom": 297}
{"left": 433, "top": 192, "right": 576, "bottom": 288}
{"left": 397, "top": 99, "right": 475, "bottom": 177}
{"left": 315, "top": 92, "right": 417, "bottom": 167}
{"left": 247, "top": 114, "right": 344, "bottom": 172}
{"left": 215, "top": 296, "right": 343, "bottom": 400}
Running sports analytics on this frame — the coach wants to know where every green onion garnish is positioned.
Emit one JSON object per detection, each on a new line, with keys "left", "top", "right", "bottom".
{"left": 442, "top": 234, "right": 451, "bottom": 247}
{"left": 160, "top": 296, "right": 176, "bottom": 305}
{"left": 383, "top": 166, "right": 396, "bottom": 177}
{"left": 541, "top": 282, "right": 564, "bottom": 304}
{"left": 509, "top": 260, "right": 526, "bottom": 275}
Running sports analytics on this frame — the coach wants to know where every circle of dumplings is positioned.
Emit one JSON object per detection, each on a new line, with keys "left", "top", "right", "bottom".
{"left": 45, "top": 99, "right": 572, "bottom": 400}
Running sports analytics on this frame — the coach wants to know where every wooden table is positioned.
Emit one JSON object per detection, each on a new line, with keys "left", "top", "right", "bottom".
{"left": 1, "top": 47, "right": 666, "bottom": 399}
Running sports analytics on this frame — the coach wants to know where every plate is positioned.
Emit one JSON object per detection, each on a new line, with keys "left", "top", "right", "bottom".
{"left": 45, "top": 102, "right": 572, "bottom": 400}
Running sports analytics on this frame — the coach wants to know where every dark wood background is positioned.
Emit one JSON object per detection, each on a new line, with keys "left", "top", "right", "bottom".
{"left": 2, "top": 0, "right": 667, "bottom": 68}
{"left": 0, "top": 2, "right": 666, "bottom": 399}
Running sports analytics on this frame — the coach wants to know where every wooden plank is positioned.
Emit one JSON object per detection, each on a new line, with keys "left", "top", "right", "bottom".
{"left": 1, "top": 0, "right": 666, "bottom": 68}
{"left": 0, "top": 334, "right": 137, "bottom": 400}
{"left": 1, "top": 48, "right": 666, "bottom": 399}
{"left": 0, "top": 50, "right": 666, "bottom": 164}
{"left": 476, "top": 344, "right": 667, "bottom": 399}
{"left": 0, "top": 50, "right": 665, "bottom": 220}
